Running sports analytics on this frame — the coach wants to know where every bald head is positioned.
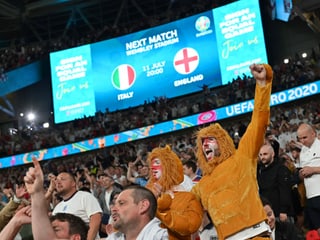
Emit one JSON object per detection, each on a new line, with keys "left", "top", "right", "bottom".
{"left": 297, "top": 123, "right": 316, "bottom": 148}
{"left": 259, "top": 144, "right": 275, "bottom": 166}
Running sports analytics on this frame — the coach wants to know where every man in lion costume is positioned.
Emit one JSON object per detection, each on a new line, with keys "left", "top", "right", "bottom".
{"left": 146, "top": 145, "right": 203, "bottom": 240}
{"left": 191, "top": 63, "right": 273, "bottom": 240}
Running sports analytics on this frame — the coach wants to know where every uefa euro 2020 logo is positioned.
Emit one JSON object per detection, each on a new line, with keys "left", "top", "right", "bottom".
{"left": 195, "top": 16, "right": 210, "bottom": 32}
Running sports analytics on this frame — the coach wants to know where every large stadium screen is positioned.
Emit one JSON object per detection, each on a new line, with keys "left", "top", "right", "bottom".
{"left": 49, "top": 0, "right": 268, "bottom": 124}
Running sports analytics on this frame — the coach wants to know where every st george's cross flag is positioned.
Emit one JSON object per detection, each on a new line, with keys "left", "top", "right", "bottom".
{"left": 173, "top": 47, "right": 199, "bottom": 75}
{"left": 112, "top": 64, "right": 136, "bottom": 90}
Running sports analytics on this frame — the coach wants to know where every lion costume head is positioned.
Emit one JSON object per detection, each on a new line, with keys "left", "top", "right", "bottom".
{"left": 196, "top": 123, "right": 236, "bottom": 176}
{"left": 146, "top": 145, "right": 184, "bottom": 192}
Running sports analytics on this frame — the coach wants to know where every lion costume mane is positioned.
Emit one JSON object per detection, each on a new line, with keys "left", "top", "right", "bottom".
{"left": 146, "top": 145, "right": 203, "bottom": 240}
{"left": 146, "top": 145, "right": 184, "bottom": 192}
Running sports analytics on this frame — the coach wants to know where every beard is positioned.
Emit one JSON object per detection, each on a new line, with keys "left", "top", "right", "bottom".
{"left": 55, "top": 187, "right": 69, "bottom": 198}
{"left": 203, "top": 146, "right": 221, "bottom": 163}
{"left": 112, "top": 216, "right": 123, "bottom": 231}
{"left": 198, "top": 147, "right": 230, "bottom": 175}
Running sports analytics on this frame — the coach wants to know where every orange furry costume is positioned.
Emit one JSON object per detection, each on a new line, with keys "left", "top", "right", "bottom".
{"left": 191, "top": 64, "right": 273, "bottom": 240}
{"left": 146, "top": 145, "right": 203, "bottom": 240}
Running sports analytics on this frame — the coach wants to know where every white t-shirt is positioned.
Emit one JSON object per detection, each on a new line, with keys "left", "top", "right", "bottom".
{"left": 300, "top": 138, "right": 320, "bottom": 199}
{"left": 52, "top": 190, "right": 102, "bottom": 224}
{"left": 179, "top": 175, "right": 194, "bottom": 191}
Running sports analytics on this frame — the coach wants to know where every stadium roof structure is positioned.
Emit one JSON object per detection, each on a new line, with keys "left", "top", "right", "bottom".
{"left": 0, "top": 0, "right": 319, "bottom": 50}
{"left": 0, "top": 0, "right": 176, "bottom": 48}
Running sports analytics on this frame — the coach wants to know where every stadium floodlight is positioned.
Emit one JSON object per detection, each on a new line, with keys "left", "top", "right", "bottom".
{"left": 27, "top": 112, "right": 35, "bottom": 121}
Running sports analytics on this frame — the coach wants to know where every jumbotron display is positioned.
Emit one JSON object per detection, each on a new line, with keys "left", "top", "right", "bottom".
{"left": 50, "top": 0, "right": 268, "bottom": 124}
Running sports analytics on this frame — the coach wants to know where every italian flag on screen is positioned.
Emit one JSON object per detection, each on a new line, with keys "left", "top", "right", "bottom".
{"left": 112, "top": 64, "right": 136, "bottom": 90}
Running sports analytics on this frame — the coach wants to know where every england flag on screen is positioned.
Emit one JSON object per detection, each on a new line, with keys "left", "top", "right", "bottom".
{"left": 173, "top": 47, "right": 199, "bottom": 75}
